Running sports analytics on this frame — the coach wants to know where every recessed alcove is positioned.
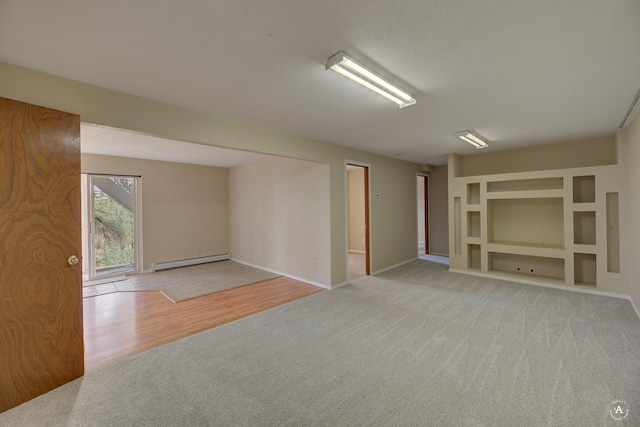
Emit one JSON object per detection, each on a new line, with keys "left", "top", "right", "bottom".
{"left": 574, "top": 253, "right": 596, "bottom": 287}
{"left": 573, "top": 176, "right": 595, "bottom": 203}
{"left": 573, "top": 211, "right": 596, "bottom": 245}
{"left": 467, "top": 183, "right": 480, "bottom": 205}
{"left": 468, "top": 211, "right": 480, "bottom": 238}
{"left": 488, "top": 198, "right": 564, "bottom": 248}
{"left": 489, "top": 252, "right": 565, "bottom": 282}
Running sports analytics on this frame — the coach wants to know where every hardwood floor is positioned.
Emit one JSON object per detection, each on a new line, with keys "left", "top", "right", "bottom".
{"left": 83, "top": 277, "right": 322, "bottom": 370}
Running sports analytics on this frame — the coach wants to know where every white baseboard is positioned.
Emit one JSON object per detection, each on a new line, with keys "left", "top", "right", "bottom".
{"left": 230, "top": 258, "right": 330, "bottom": 290}
{"left": 371, "top": 257, "right": 418, "bottom": 276}
{"left": 152, "top": 253, "right": 229, "bottom": 272}
{"left": 426, "top": 252, "right": 449, "bottom": 257}
{"left": 448, "top": 267, "right": 637, "bottom": 300}
{"left": 348, "top": 250, "right": 365, "bottom": 254}
{"left": 629, "top": 297, "right": 640, "bottom": 321}
{"left": 331, "top": 280, "right": 351, "bottom": 289}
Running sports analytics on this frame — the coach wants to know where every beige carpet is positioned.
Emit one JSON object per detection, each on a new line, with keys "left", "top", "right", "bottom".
{"left": 129, "top": 260, "right": 281, "bottom": 302}
{"left": 2, "top": 259, "right": 638, "bottom": 426}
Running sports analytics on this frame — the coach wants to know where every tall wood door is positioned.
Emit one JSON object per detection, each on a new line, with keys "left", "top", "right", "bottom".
{"left": 0, "top": 97, "right": 84, "bottom": 412}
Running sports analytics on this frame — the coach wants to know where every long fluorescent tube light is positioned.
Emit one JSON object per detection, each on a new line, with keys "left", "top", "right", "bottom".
{"left": 326, "top": 52, "right": 416, "bottom": 108}
{"left": 456, "top": 131, "right": 488, "bottom": 149}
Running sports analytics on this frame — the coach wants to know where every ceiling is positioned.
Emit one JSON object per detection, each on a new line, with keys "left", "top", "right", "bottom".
{"left": 1, "top": 0, "right": 639, "bottom": 166}
{"left": 81, "top": 124, "right": 269, "bottom": 168}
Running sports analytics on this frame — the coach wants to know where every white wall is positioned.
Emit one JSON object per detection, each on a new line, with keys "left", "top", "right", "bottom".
{"left": 229, "top": 157, "right": 331, "bottom": 287}
{"left": 627, "top": 113, "right": 640, "bottom": 311}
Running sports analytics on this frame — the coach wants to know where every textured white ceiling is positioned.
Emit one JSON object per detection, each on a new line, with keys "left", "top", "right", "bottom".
{"left": 1, "top": 0, "right": 639, "bottom": 166}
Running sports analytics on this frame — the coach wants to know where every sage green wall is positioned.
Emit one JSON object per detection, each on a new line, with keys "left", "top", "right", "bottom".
{"left": 0, "top": 62, "right": 420, "bottom": 287}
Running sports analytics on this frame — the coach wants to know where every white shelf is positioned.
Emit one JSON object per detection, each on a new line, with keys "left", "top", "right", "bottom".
{"left": 572, "top": 244, "right": 597, "bottom": 254}
{"left": 487, "top": 177, "right": 563, "bottom": 192}
{"left": 466, "top": 237, "right": 481, "bottom": 245}
{"left": 486, "top": 270, "right": 566, "bottom": 287}
{"left": 572, "top": 202, "right": 596, "bottom": 211}
{"left": 487, "top": 241, "right": 565, "bottom": 258}
{"left": 489, "top": 252, "right": 565, "bottom": 282}
{"left": 485, "top": 189, "right": 564, "bottom": 200}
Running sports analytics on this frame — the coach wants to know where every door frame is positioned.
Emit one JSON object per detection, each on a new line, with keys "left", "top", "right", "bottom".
{"left": 419, "top": 174, "right": 430, "bottom": 255}
{"left": 345, "top": 161, "right": 371, "bottom": 276}
{"left": 85, "top": 173, "right": 143, "bottom": 280}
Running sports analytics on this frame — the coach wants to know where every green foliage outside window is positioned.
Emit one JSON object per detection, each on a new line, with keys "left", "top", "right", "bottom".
{"left": 93, "top": 178, "right": 134, "bottom": 268}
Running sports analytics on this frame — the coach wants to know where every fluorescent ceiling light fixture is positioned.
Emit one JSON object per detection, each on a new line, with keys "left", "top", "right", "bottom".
{"left": 456, "top": 131, "right": 488, "bottom": 149}
{"left": 326, "top": 51, "right": 416, "bottom": 108}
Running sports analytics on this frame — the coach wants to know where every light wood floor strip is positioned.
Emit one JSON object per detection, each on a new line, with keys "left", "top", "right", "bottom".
{"left": 83, "top": 277, "right": 322, "bottom": 370}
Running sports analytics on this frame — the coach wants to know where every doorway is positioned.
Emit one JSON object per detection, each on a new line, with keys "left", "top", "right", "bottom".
{"left": 417, "top": 175, "right": 429, "bottom": 255}
{"left": 347, "top": 163, "right": 370, "bottom": 279}
{"left": 82, "top": 174, "right": 141, "bottom": 281}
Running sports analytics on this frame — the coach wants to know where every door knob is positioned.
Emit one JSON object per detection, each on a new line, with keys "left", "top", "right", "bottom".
{"left": 68, "top": 255, "right": 79, "bottom": 266}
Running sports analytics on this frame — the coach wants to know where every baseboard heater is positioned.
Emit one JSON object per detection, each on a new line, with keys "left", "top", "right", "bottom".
{"left": 152, "top": 253, "right": 230, "bottom": 272}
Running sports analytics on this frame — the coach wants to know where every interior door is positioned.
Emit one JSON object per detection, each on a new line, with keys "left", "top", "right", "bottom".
{"left": 0, "top": 97, "right": 84, "bottom": 412}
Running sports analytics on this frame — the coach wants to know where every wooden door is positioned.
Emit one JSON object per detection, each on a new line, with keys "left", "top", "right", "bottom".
{"left": 0, "top": 97, "right": 83, "bottom": 412}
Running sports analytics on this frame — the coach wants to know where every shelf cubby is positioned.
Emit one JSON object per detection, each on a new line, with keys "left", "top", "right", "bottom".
{"left": 606, "top": 192, "right": 620, "bottom": 273}
{"left": 468, "top": 244, "right": 481, "bottom": 270}
{"left": 468, "top": 211, "right": 480, "bottom": 238}
{"left": 573, "top": 175, "right": 595, "bottom": 203}
{"left": 467, "top": 183, "right": 480, "bottom": 205}
{"left": 487, "top": 177, "right": 563, "bottom": 192}
{"left": 488, "top": 198, "right": 564, "bottom": 248}
{"left": 454, "top": 197, "right": 461, "bottom": 255}
{"left": 574, "top": 253, "right": 596, "bottom": 287}
{"left": 573, "top": 211, "right": 596, "bottom": 245}
{"left": 489, "top": 252, "right": 565, "bottom": 283}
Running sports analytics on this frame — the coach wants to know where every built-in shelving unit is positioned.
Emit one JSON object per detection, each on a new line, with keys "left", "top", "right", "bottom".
{"left": 448, "top": 142, "right": 626, "bottom": 294}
